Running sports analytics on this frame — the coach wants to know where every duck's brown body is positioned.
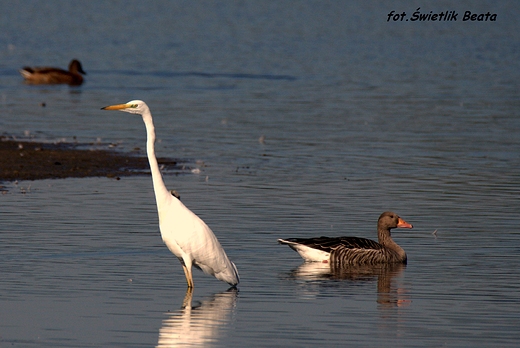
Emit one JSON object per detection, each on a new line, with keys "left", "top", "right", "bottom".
{"left": 278, "top": 212, "right": 413, "bottom": 265}
{"left": 19, "top": 59, "right": 86, "bottom": 85}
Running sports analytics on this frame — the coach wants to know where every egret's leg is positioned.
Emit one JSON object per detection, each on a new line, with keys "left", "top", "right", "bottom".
{"left": 182, "top": 287, "right": 194, "bottom": 309}
{"left": 182, "top": 264, "right": 194, "bottom": 288}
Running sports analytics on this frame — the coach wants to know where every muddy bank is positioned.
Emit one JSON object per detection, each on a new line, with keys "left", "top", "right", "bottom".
{"left": 0, "top": 138, "right": 183, "bottom": 182}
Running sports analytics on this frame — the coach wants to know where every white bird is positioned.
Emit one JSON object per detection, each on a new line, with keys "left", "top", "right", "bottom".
{"left": 102, "top": 100, "right": 239, "bottom": 288}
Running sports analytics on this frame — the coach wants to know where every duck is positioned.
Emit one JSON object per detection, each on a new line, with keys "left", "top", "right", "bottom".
{"left": 19, "top": 59, "right": 86, "bottom": 85}
{"left": 278, "top": 211, "right": 413, "bottom": 265}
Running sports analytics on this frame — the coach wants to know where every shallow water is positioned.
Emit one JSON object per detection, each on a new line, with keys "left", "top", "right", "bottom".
{"left": 1, "top": 1, "right": 520, "bottom": 347}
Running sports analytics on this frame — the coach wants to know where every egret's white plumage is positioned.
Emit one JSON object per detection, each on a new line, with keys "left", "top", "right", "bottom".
{"left": 102, "top": 100, "right": 239, "bottom": 288}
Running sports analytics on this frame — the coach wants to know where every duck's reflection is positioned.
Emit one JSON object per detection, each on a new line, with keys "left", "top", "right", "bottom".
{"left": 157, "top": 288, "right": 238, "bottom": 348}
{"left": 289, "top": 262, "right": 410, "bottom": 308}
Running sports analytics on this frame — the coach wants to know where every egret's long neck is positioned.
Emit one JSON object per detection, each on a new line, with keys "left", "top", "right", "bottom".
{"left": 142, "top": 111, "right": 170, "bottom": 206}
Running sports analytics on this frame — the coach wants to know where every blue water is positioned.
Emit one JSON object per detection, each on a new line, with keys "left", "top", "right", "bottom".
{"left": 1, "top": 1, "right": 520, "bottom": 347}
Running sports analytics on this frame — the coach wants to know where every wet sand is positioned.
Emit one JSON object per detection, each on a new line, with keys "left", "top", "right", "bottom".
{"left": 0, "top": 138, "right": 182, "bottom": 182}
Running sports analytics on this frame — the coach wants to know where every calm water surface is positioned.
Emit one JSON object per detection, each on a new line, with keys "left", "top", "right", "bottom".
{"left": 1, "top": 1, "right": 520, "bottom": 347}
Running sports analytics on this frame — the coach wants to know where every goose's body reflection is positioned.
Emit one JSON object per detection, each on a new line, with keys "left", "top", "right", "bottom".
{"left": 157, "top": 289, "right": 238, "bottom": 347}
{"left": 289, "top": 262, "right": 410, "bottom": 308}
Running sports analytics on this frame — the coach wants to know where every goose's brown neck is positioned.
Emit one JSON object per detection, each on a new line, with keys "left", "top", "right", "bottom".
{"left": 378, "top": 228, "right": 407, "bottom": 262}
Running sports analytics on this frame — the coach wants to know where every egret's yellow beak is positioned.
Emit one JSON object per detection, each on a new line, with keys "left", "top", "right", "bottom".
{"left": 101, "top": 103, "right": 131, "bottom": 110}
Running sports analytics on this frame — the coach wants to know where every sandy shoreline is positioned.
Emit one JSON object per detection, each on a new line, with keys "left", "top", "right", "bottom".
{"left": 0, "top": 138, "right": 182, "bottom": 182}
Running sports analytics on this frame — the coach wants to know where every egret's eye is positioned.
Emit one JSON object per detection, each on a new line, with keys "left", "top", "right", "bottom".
{"left": 130, "top": 104, "right": 138, "bottom": 108}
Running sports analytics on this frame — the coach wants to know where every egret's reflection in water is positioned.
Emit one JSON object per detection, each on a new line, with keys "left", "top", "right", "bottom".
{"left": 157, "top": 288, "right": 238, "bottom": 347}
{"left": 290, "top": 262, "right": 410, "bottom": 308}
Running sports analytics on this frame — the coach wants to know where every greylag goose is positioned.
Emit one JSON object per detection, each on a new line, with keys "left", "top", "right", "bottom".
{"left": 19, "top": 59, "right": 86, "bottom": 85}
{"left": 278, "top": 211, "right": 413, "bottom": 265}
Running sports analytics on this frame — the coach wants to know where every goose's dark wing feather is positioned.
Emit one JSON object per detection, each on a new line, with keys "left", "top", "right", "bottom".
{"left": 282, "top": 236, "right": 382, "bottom": 252}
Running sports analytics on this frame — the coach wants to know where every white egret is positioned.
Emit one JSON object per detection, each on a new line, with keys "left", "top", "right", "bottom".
{"left": 278, "top": 212, "right": 412, "bottom": 265}
{"left": 102, "top": 100, "right": 239, "bottom": 288}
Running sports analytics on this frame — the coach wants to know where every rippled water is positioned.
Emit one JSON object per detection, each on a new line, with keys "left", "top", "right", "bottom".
{"left": 1, "top": 1, "right": 520, "bottom": 347}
